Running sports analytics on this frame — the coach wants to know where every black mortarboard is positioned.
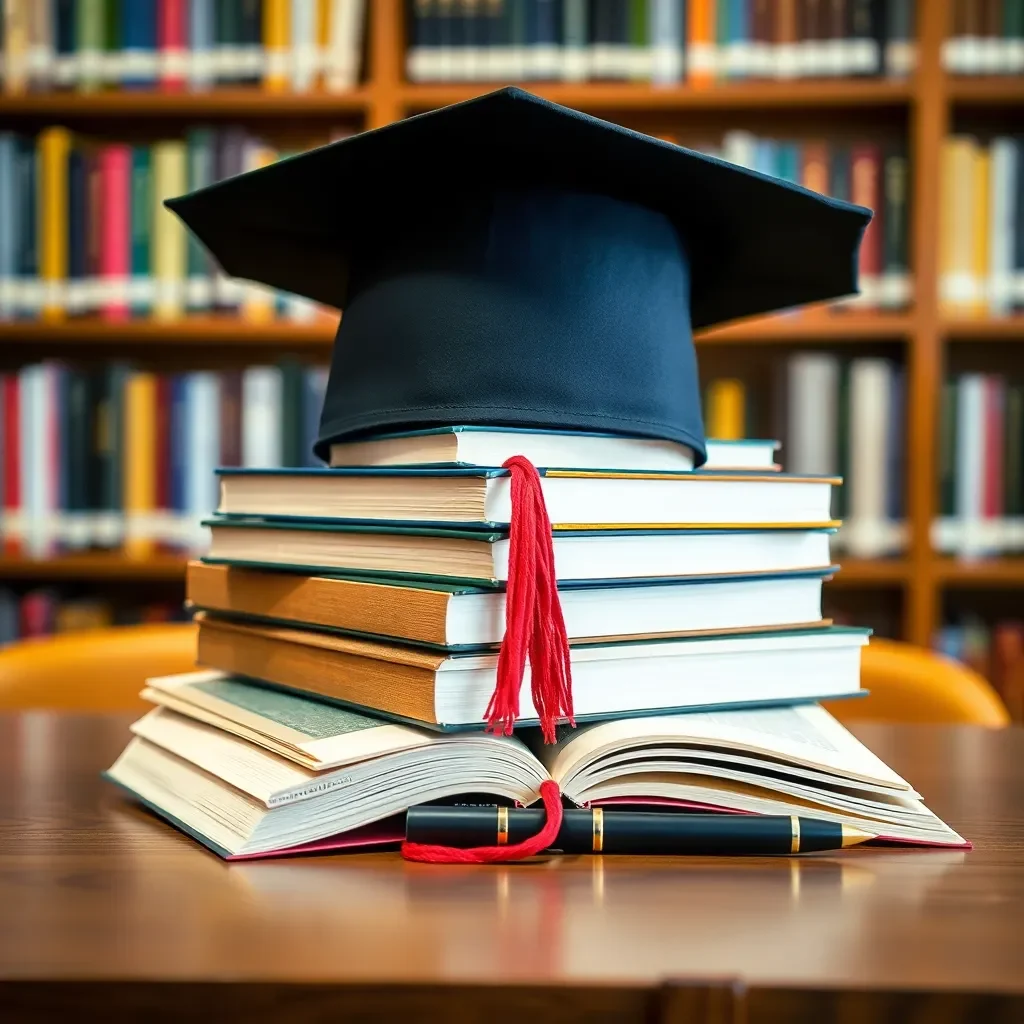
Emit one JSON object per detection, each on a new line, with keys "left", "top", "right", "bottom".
{"left": 166, "top": 87, "right": 870, "bottom": 469}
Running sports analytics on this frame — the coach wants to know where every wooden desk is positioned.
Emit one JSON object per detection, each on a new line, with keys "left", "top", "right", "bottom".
{"left": 0, "top": 715, "right": 1022, "bottom": 1023}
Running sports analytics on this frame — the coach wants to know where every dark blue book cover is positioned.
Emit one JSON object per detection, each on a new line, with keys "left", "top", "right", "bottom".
{"left": 15, "top": 137, "right": 36, "bottom": 320}
{"left": 54, "top": 0, "right": 77, "bottom": 86}
{"left": 67, "top": 148, "right": 87, "bottom": 313}
{"left": 122, "top": 0, "right": 157, "bottom": 88}
{"left": 169, "top": 374, "right": 190, "bottom": 517}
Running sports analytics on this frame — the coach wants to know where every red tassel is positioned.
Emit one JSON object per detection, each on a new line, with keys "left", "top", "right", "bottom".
{"left": 401, "top": 780, "right": 565, "bottom": 864}
{"left": 484, "top": 455, "right": 574, "bottom": 743}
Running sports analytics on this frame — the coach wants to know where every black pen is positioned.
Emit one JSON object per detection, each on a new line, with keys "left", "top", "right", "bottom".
{"left": 405, "top": 806, "right": 876, "bottom": 855}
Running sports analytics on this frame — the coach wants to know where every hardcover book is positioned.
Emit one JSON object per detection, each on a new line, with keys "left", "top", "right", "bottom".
{"left": 105, "top": 693, "right": 967, "bottom": 859}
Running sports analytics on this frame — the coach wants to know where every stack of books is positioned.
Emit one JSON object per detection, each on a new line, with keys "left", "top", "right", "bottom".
{"left": 0, "top": 0, "right": 367, "bottom": 94}
{"left": 105, "top": 424, "right": 966, "bottom": 858}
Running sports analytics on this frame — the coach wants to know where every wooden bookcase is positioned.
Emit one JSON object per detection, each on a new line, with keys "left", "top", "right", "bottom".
{"left": 0, "top": 0, "right": 1022, "bottom": 647}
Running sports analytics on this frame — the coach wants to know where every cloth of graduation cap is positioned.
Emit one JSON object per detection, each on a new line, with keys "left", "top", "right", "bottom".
{"left": 166, "top": 87, "right": 871, "bottom": 755}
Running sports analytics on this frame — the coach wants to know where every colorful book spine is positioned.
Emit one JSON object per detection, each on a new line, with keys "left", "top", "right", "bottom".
{"left": 151, "top": 139, "right": 186, "bottom": 319}
{"left": 38, "top": 127, "right": 70, "bottom": 322}
{"left": 158, "top": 0, "right": 187, "bottom": 90}
{"left": 123, "top": 370, "right": 157, "bottom": 557}
{"left": 99, "top": 144, "right": 131, "bottom": 321}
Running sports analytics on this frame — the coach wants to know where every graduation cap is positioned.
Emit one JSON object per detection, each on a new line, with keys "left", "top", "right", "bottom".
{"left": 168, "top": 88, "right": 870, "bottom": 789}
{"left": 166, "top": 86, "right": 870, "bottom": 469}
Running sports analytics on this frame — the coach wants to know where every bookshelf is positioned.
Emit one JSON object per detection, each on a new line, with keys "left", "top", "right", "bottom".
{"left": 0, "top": 0, "right": 1021, "bottom": 651}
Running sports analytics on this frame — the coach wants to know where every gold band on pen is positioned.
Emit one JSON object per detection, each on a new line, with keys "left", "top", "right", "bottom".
{"left": 592, "top": 808, "right": 604, "bottom": 853}
{"left": 496, "top": 806, "right": 509, "bottom": 846}
{"left": 790, "top": 815, "right": 801, "bottom": 854}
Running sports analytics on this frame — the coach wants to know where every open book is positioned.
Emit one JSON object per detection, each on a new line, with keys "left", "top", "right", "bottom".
{"left": 105, "top": 671, "right": 967, "bottom": 859}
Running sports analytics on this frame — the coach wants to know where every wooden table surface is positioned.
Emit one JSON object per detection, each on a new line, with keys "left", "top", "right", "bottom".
{"left": 1, "top": 714, "right": 1022, "bottom": 1023}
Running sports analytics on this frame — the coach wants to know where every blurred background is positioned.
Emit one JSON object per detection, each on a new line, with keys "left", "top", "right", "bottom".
{"left": 0, "top": 0, "right": 1021, "bottom": 717}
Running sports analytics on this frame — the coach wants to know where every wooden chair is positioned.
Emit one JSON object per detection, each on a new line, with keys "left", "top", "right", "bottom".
{"left": 823, "top": 636, "right": 1011, "bottom": 727}
{"left": 0, "top": 622, "right": 197, "bottom": 711}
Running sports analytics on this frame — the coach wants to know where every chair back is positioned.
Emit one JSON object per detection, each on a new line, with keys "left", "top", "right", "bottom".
{"left": 824, "top": 636, "right": 1010, "bottom": 726}
{"left": 0, "top": 623, "right": 197, "bottom": 711}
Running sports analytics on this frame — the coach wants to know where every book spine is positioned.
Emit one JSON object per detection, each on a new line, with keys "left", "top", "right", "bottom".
{"left": 785, "top": 352, "right": 839, "bottom": 478}
{"left": 884, "top": 0, "right": 914, "bottom": 76}
{"left": 129, "top": 144, "right": 153, "bottom": 316}
{"left": 219, "top": 368, "right": 243, "bottom": 467}
{"left": 562, "top": 0, "right": 589, "bottom": 80}
{"left": 38, "top": 126, "right": 70, "bottom": 321}
{"left": 435, "top": 0, "right": 455, "bottom": 79}
{"left": 407, "top": 0, "right": 432, "bottom": 80}
{"left": 824, "top": 0, "right": 846, "bottom": 75}
{"left": 241, "top": 140, "right": 279, "bottom": 320}
{"left": 1015, "top": 137, "right": 1024, "bottom": 309}
{"left": 2, "top": 373, "right": 20, "bottom": 553}
{"left": 973, "top": 138, "right": 991, "bottom": 315}
{"left": 939, "top": 379, "right": 958, "bottom": 522}
{"left": 99, "top": 143, "right": 131, "bottom": 321}
{"left": 290, "top": 0, "right": 319, "bottom": 90}
{"left": 186, "top": 371, "right": 221, "bottom": 548}
{"left": 324, "top": 0, "right": 365, "bottom": 90}
{"left": 241, "top": 365, "right": 283, "bottom": 467}
{"left": 0, "top": 133, "right": 15, "bottom": 319}
{"left": 279, "top": 358, "right": 305, "bottom": 467}
{"left": 3, "top": 0, "right": 29, "bottom": 93}
{"left": 188, "top": 0, "right": 216, "bottom": 89}
{"left": 168, "top": 372, "right": 188, "bottom": 543}
{"left": 687, "top": 0, "right": 716, "bottom": 85}
{"left": 302, "top": 365, "right": 328, "bottom": 466}
{"left": 989, "top": 136, "right": 1016, "bottom": 315}
{"left": 102, "top": 0, "right": 121, "bottom": 85}
{"left": 983, "top": 377, "right": 1006, "bottom": 547}
{"left": 801, "top": 139, "right": 829, "bottom": 195}
{"left": 122, "top": 0, "right": 159, "bottom": 88}
{"left": 263, "top": 0, "right": 290, "bottom": 91}
{"left": 185, "top": 128, "right": 214, "bottom": 311}
{"left": 881, "top": 146, "right": 910, "bottom": 309}
{"left": 238, "top": 0, "right": 265, "bottom": 84}
{"left": 154, "top": 372, "right": 172, "bottom": 538}
{"left": 705, "top": 378, "right": 746, "bottom": 439}
{"left": 26, "top": 0, "right": 54, "bottom": 90}
{"left": 981, "top": 0, "right": 1003, "bottom": 73}
{"left": 846, "top": 358, "right": 893, "bottom": 558}
{"left": 850, "top": 142, "right": 882, "bottom": 308}
{"left": 530, "top": 0, "right": 560, "bottom": 79}
{"left": 123, "top": 370, "right": 157, "bottom": 557}
{"left": 1005, "top": 381, "right": 1024, "bottom": 521}
{"left": 627, "top": 0, "right": 650, "bottom": 81}
{"left": 151, "top": 139, "right": 186, "bottom": 319}
{"left": 1006, "top": 0, "right": 1024, "bottom": 74}
{"left": 507, "top": 0, "right": 527, "bottom": 78}
{"left": 886, "top": 365, "right": 906, "bottom": 524}
{"left": 773, "top": 0, "right": 799, "bottom": 78}
{"left": 16, "top": 135, "right": 38, "bottom": 318}
{"left": 775, "top": 140, "right": 800, "bottom": 184}
{"left": 158, "top": 0, "right": 187, "bottom": 90}
{"left": 955, "top": 373, "right": 987, "bottom": 556}
{"left": 101, "top": 364, "right": 127, "bottom": 548}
